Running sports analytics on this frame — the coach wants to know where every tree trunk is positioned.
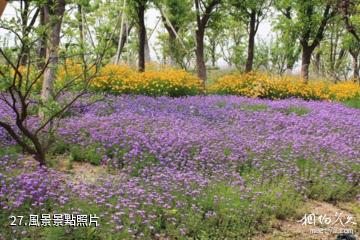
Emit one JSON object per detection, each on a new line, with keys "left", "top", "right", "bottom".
{"left": 211, "top": 41, "right": 216, "bottom": 67}
{"left": 41, "top": 0, "right": 66, "bottom": 102}
{"left": 168, "top": 30, "right": 177, "bottom": 66}
{"left": 114, "top": 21, "right": 133, "bottom": 64}
{"left": 245, "top": 10, "right": 256, "bottom": 73}
{"left": 20, "top": 1, "right": 30, "bottom": 66}
{"left": 286, "top": 61, "right": 295, "bottom": 75}
{"left": 314, "top": 51, "right": 321, "bottom": 77}
{"left": 0, "top": 0, "right": 7, "bottom": 18}
{"left": 301, "top": 46, "right": 312, "bottom": 83}
{"left": 196, "top": 27, "right": 206, "bottom": 84}
{"left": 77, "top": 4, "right": 85, "bottom": 63}
{"left": 350, "top": 52, "right": 359, "bottom": 82}
{"left": 137, "top": 3, "right": 146, "bottom": 72}
{"left": 164, "top": 22, "right": 177, "bottom": 67}
{"left": 34, "top": 152, "right": 46, "bottom": 166}
{"left": 37, "top": 7, "right": 47, "bottom": 69}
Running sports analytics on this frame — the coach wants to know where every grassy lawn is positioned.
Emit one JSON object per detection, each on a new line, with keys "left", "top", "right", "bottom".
{"left": 343, "top": 98, "right": 360, "bottom": 109}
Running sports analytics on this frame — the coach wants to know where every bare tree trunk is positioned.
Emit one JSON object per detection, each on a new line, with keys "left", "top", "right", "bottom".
{"left": 301, "top": 46, "right": 312, "bottom": 83}
{"left": 196, "top": 27, "right": 207, "bottom": 83}
{"left": 41, "top": 0, "right": 66, "bottom": 102}
{"left": 137, "top": 3, "right": 146, "bottom": 72}
{"left": 20, "top": 1, "right": 30, "bottom": 66}
{"left": 77, "top": 4, "right": 85, "bottom": 63}
{"left": 245, "top": 10, "right": 256, "bottom": 73}
{"left": 114, "top": 21, "right": 133, "bottom": 64}
{"left": 167, "top": 30, "right": 177, "bottom": 66}
{"left": 194, "top": 0, "right": 221, "bottom": 86}
{"left": 299, "top": 4, "right": 333, "bottom": 83}
{"left": 314, "top": 51, "right": 321, "bottom": 77}
{"left": 163, "top": 21, "right": 178, "bottom": 67}
{"left": 37, "top": 7, "right": 47, "bottom": 68}
{"left": 350, "top": 51, "right": 359, "bottom": 82}
{"left": 0, "top": 0, "right": 7, "bottom": 18}
{"left": 210, "top": 40, "right": 216, "bottom": 67}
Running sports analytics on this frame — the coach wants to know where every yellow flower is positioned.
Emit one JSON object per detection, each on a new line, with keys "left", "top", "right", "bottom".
{"left": 209, "top": 72, "right": 360, "bottom": 101}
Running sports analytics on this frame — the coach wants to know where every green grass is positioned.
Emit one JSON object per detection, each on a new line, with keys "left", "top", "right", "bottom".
{"left": 281, "top": 106, "right": 311, "bottom": 116}
{"left": 240, "top": 104, "right": 268, "bottom": 111}
{"left": 343, "top": 98, "right": 360, "bottom": 109}
{"left": 69, "top": 144, "right": 103, "bottom": 166}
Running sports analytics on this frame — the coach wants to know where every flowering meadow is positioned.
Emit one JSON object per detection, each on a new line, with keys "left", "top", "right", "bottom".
{"left": 0, "top": 95, "right": 360, "bottom": 239}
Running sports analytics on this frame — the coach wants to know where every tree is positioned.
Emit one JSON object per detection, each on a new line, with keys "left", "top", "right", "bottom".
{"left": 155, "top": 0, "right": 192, "bottom": 67}
{"left": 217, "top": 15, "right": 246, "bottom": 68}
{"left": 340, "top": 0, "right": 360, "bottom": 81}
{"left": 269, "top": 39, "right": 288, "bottom": 75}
{"left": 230, "top": 0, "right": 272, "bottom": 72}
{"left": 206, "top": 9, "right": 226, "bottom": 68}
{"left": 340, "top": 0, "right": 360, "bottom": 42}
{"left": 344, "top": 34, "right": 360, "bottom": 80}
{"left": 0, "top": 0, "right": 114, "bottom": 165}
{"left": 273, "top": 8, "right": 302, "bottom": 74}
{"left": 41, "top": 0, "right": 66, "bottom": 102}
{"left": 194, "top": 0, "right": 222, "bottom": 83}
{"left": 129, "top": 0, "right": 148, "bottom": 72}
{"left": 276, "top": 0, "right": 338, "bottom": 82}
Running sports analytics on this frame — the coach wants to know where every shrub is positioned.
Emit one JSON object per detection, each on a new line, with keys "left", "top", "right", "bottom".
{"left": 209, "top": 72, "right": 360, "bottom": 101}
{"left": 343, "top": 97, "right": 360, "bottom": 109}
{"left": 280, "top": 106, "right": 311, "bottom": 116}
{"left": 91, "top": 65, "right": 202, "bottom": 97}
{"left": 69, "top": 144, "right": 103, "bottom": 166}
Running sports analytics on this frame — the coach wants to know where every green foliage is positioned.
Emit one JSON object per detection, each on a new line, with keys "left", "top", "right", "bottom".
{"left": 42, "top": 227, "right": 101, "bottom": 240}
{"left": 281, "top": 106, "right": 311, "bottom": 116}
{"left": 240, "top": 103, "right": 268, "bottom": 111}
{"left": 215, "top": 101, "right": 227, "bottom": 108}
{"left": 50, "top": 140, "right": 71, "bottom": 155}
{"left": 343, "top": 98, "right": 360, "bottom": 109}
{"left": 0, "top": 146, "right": 22, "bottom": 158}
{"left": 307, "top": 177, "right": 356, "bottom": 202}
{"left": 181, "top": 180, "right": 302, "bottom": 239}
{"left": 69, "top": 144, "right": 103, "bottom": 165}
{"left": 295, "top": 157, "right": 358, "bottom": 202}
{"left": 131, "top": 152, "right": 160, "bottom": 177}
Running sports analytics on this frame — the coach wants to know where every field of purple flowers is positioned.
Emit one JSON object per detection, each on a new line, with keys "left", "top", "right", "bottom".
{"left": 1, "top": 95, "right": 360, "bottom": 239}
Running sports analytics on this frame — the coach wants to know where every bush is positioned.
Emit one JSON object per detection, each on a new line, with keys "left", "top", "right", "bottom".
{"left": 69, "top": 144, "right": 103, "bottom": 166}
{"left": 91, "top": 65, "right": 202, "bottom": 97}
{"left": 209, "top": 72, "right": 360, "bottom": 101}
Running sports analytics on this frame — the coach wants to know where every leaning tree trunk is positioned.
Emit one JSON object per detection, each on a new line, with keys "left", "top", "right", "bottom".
{"left": 164, "top": 22, "right": 178, "bottom": 67}
{"left": 195, "top": 27, "right": 207, "bottom": 84}
{"left": 114, "top": 21, "right": 133, "bottom": 64}
{"left": 301, "top": 45, "right": 313, "bottom": 83}
{"left": 167, "top": 30, "right": 177, "bottom": 66}
{"left": 41, "top": 0, "right": 66, "bottom": 102}
{"left": 137, "top": 3, "right": 146, "bottom": 72}
{"left": 245, "top": 10, "right": 256, "bottom": 73}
